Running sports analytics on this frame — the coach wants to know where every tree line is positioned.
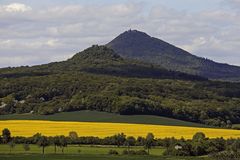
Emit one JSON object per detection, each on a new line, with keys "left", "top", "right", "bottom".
{"left": 1, "top": 72, "right": 240, "bottom": 128}
{"left": 1, "top": 128, "right": 240, "bottom": 159}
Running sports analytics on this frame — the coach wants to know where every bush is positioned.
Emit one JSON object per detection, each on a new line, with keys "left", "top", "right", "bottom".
{"left": 122, "top": 149, "right": 136, "bottom": 155}
{"left": 163, "top": 146, "right": 192, "bottom": 156}
{"left": 232, "top": 126, "right": 240, "bottom": 130}
{"left": 108, "top": 149, "right": 118, "bottom": 155}
{"left": 210, "top": 151, "right": 240, "bottom": 160}
{"left": 128, "top": 150, "right": 136, "bottom": 155}
{"left": 135, "top": 150, "right": 148, "bottom": 155}
{"left": 122, "top": 149, "right": 148, "bottom": 155}
{"left": 122, "top": 149, "right": 130, "bottom": 155}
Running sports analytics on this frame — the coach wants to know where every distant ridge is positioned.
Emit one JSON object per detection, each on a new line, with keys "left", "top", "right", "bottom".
{"left": 0, "top": 45, "right": 205, "bottom": 81}
{"left": 107, "top": 30, "right": 240, "bottom": 81}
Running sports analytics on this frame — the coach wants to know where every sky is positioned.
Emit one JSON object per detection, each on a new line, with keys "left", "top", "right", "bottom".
{"left": 0, "top": 0, "right": 240, "bottom": 67}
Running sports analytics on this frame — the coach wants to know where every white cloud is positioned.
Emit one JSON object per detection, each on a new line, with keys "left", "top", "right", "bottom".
{"left": 0, "top": 3, "right": 32, "bottom": 13}
{"left": 226, "top": 0, "right": 240, "bottom": 9}
{"left": 180, "top": 37, "right": 207, "bottom": 53}
{"left": 0, "top": 1, "right": 239, "bottom": 67}
{"left": 46, "top": 39, "right": 59, "bottom": 47}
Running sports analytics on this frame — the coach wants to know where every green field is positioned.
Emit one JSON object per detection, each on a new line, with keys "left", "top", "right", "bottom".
{"left": 0, "top": 145, "right": 211, "bottom": 160}
{"left": 0, "top": 110, "right": 209, "bottom": 128}
{"left": 0, "top": 144, "right": 164, "bottom": 155}
{"left": 0, "top": 154, "right": 211, "bottom": 160}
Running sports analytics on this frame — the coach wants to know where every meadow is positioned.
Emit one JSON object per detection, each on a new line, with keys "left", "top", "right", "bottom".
{"left": 0, "top": 144, "right": 164, "bottom": 155}
{"left": 0, "top": 120, "right": 239, "bottom": 139}
{"left": 0, "top": 110, "right": 208, "bottom": 128}
{"left": 0, "top": 145, "right": 211, "bottom": 160}
{"left": 0, "top": 154, "right": 211, "bottom": 160}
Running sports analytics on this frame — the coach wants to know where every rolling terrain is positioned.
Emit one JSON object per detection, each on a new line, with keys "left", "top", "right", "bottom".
{"left": 107, "top": 30, "right": 240, "bottom": 81}
{"left": 0, "top": 31, "right": 239, "bottom": 160}
{"left": 0, "top": 110, "right": 208, "bottom": 128}
{"left": 0, "top": 45, "right": 240, "bottom": 127}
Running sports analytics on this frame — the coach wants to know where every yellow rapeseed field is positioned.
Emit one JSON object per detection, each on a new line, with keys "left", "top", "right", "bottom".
{"left": 0, "top": 120, "right": 240, "bottom": 139}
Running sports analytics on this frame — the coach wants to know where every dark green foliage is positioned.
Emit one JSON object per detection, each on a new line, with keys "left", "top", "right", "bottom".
{"left": 135, "top": 150, "right": 148, "bottom": 155}
{"left": 68, "top": 45, "right": 205, "bottom": 81}
{"left": 37, "top": 135, "right": 49, "bottom": 155}
{"left": 163, "top": 141, "right": 192, "bottom": 156}
{"left": 23, "top": 143, "right": 30, "bottom": 152}
{"left": 8, "top": 140, "right": 15, "bottom": 153}
{"left": 192, "top": 132, "right": 206, "bottom": 142}
{"left": 163, "top": 133, "right": 228, "bottom": 157}
{"left": 122, "top": 149, "right": 148, "bottom": 155}
{"left": 59, "top": 135, "right": 68, "bottom": 154}
{"left": 124, "top": 136, "right": 136, "bottom": 151}
{"left": 0, "top": 45, "right": 240, "bottom": 127}
{"left": 108, "top": 149, "right": 119, "bottom": 155}
{"left": 52, "top": 136, "right": 60, "bottom": 154}
{"left": 2, "top": 128, "right": 11, "bottom": 144}
{"left": 69, "top": 131, "right": 78, "bottom": 144}
{"left": 107, "top": 30, "right": 240, "bottom": 81}
{"left": 211, "top": 151, "right": 240, "bottom": 160}
{"left": 113, "top": 133, "right": 126, "bottom": 147}
{"left": 145, "top": 133, "right": 155, "bottom": 154}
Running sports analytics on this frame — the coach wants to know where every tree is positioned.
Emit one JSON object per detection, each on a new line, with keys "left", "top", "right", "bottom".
{"left": 136, "top": 136, "right": 145, "bottom": 146}
{"left": 53, "top": 136, "right": 60, "bottom": 154}
{"left": 124, "top": 136, "right": 136, "bottom": 152}
{"left": 37, "top": 136, "right": 49, "bottom": 155}
{"left": 191, "top": 132, "right": 207, "bottom": 156}
{"left": 69, "top": 131, "right": 78, "bottom": 144}
{"left": 0, "top": 136, "right": 2, "bottom": 144}
{"left": 2, "top": 128, "right": 11, "bottom": 144}
{"left": 32, "top": 133, "right": 42, "bottom": 144}
{"left": 23, "top": 143, "right": 30, "bottom": 153}
{"left": 59, "top": 135, "right": 67, "bottom": 154}
{"left": 231, "top": 139, "right": 240, "bottom": 152}
{"left": 206, "top": 138, "right": 225, "bottom": 154}
{"left": 145, "top": 133, "right": 154, "bottom": 154}
{"left": 192, "top": 132, "right": 206, "bottom": 142}
{"left": 113, "top": 133, "right": 126, "bottom": 147}
{"left": 191, "top": 141, "right": 207, "bottom": 156}
{"left": 8, "top": 140, "right": 15, "bottom": 153}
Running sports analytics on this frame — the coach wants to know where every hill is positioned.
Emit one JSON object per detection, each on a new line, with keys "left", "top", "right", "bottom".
{"left": 0, "top": 45, "right": 240, "bottom": 128}
{"left": 107, "top": 30, "right": 240, "bottom": 81}
{"left": 0, "top": 110, "right": 209, "bottom": 128}
{"left": 0, "top": 45, "right": 205, "bottom": 81}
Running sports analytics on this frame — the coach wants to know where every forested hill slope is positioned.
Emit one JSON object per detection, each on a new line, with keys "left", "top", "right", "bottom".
{"left": 0, "top": 45, "right": 205, "bottom": 81}
{"left": 1, "top": 45, "right": 240, "bottom": 128}
{"left": 107, "top": 30, "right": 240, "bottom": 81}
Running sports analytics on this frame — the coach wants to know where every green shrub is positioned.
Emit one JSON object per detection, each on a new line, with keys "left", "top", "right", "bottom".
{"left": 108, "top": 149, "right": 118, "bottom": 155}
{"left": 135, "top": 150, "right": 148, "bottom": 155}
{"left": 122, "top": 149, "right": 148, "bottom": 155}
{"left": 210, "top": 151, "right": 240, "bottom": 160}
{"left": 122, "top": 149, "right": 129, "bottom": 155}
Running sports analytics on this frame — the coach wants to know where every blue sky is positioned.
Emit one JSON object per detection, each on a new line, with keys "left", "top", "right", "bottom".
{"left": 0, "top": 0, "right": 239, "bottom": 67}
